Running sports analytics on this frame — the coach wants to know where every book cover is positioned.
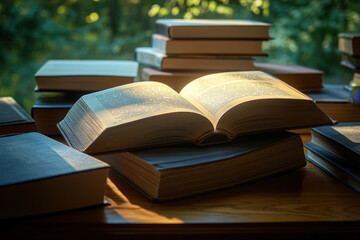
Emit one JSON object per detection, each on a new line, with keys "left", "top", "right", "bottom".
{"left": 135, "top": 47, "right": 255, "bottom": 71}
{"left": 156, "top": 19, "right": 271, "bottom": 39}
{"left": 310, "top": 122, "right": 360, "bottom": 168}
{"left": 35, "top": 60, "right": 139, "bottom": 91}
{"left": 0, "top": 97, "right": 35, "bottom": 135}
{"left": 0, "top": 132, "right": 109, "bottom": 219}
{"left": 305, "top": 142, "right": 360, "bottom": 193}
{"left": 152, "top": 34, "right": 266, "bottom": 55}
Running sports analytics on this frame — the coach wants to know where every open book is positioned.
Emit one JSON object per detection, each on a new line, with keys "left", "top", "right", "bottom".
{"left": 58, "top": 71, "right": 334, "bottom": 154}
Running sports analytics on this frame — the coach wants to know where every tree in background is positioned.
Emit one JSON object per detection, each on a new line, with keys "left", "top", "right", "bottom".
{"left": 0, "top": 0, "right": 359, "bottom": 111}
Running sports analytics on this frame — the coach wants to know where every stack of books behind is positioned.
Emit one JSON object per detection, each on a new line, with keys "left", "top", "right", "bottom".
{"left": 135, "top": 19, "right": 271, "bottom": 92}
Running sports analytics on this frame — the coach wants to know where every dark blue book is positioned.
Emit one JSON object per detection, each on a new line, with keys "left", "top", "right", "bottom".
{"left": 0, "top": 132, "right": 109, "bottom": 219}
{"left": 305, "top": 142, "right": 360, "bottom": 194}
{"left": 309, "top": 122, "right": 360, "bottom": 170}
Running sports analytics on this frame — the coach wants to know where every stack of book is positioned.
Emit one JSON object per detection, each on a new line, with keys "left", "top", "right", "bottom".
{"left": 57, "top": 70, "right": 334, "bottom": 201}
{"left": 135, "top": 19, "right": 271, "bottom": 92}
{"left": 31, "top": 60, "right": 138, "bottom": 135}
{"left": 338, "top": 33, "right": 360, "bottom": 104}
{"left": 305, "top": 122, "right": 360, "bottom": 193}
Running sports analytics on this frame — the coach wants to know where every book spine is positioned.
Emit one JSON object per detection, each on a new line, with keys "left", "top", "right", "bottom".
{"left": 156, "top": 23, "right": 170, "bottom": 38}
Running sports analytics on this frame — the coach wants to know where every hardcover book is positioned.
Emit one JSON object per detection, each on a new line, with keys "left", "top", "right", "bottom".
{"left": 58, "top": 71, "right": 333, "bottom": 154}
{"left": 156, "top": 19, "right": 271, "bottom": 39}
{"left": 305, "top": 122, "right": 360, "bottom": 193}
{"left": 338, "top": 33, "right": 360, "bottom": 56}
{"left": 255, "top": 62, "right": 323, "bottom": 92}
{"left": 97, "top": 131, "right": 306, "bottom": 201}
{"left": 152, "top": 34, "right": 266, "bottom": 55}
{"left": 35, "top": 60, "right": 139, "bottom": 91}
{"left": 307, "top": 84, "right": 360, "bottom": 123}
{"left": 308, "top": 122, "right": 360, "bottom": 169}
{"left": 0, "top": 97, "right": 35, "bottom": 135}
{"left": 31, "top": 92, "right": 81, "bottom": 135}
{"left": 0, "top": 132, "right": 109, "bottom": 219}
{"left": 340, "top": 54, "right": 360, "bottom": 69}
{"left": 135, "top": 47, "right": 255, "bottom": 71}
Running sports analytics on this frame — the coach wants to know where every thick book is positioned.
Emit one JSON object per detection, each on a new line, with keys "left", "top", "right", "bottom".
{"left": 31, "top": 92, "right": 81, "bottom": 135}
{"left": 0, "top": 132, "right": 109, "bottom": 219}
{"left": 152, "top": 34, "right": 267, "bottom": 55}
{"left": 254, "top": 62, "right": 323, "bottom": 92}
{"left": 338, "top": 33, "right": 360, "bottom": 56}
{"left": 135, "top": 47, "right": 255, "bottom": 71}
{"left": 156, "top": 19, "right": 271, "bottom": 39}
{"left": 307, "top": 123, "right": 360, "bottom": 169}
{"left": 340, "top": 54, "right": 360, "bottom": 69}
{"left": 140, "top": 67, "right": 211, "bottom": 92}
{"left": 35, "top": 60, "right": 139, "bottom": 91}
{"left": 305, "top": 142, "right": 360, "bottom": 194}
{"left": 0, "top": 97, "right": 35, "bottom": 135}
{"left": 97, "top": 131, "right": 306, "bottom": 201}
{"left": 306, "top": 84, "right": 360, "bottom": 123}
{"left": 58, "top": 71, "right": 333, "bottom": 154}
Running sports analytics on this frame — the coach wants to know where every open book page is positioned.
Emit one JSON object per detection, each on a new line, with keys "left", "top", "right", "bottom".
{"left": 82, "top": 81, "right": 206, "bottom": 127}
{"left": 180, "top": 71, "right": 310, "bottom": 126}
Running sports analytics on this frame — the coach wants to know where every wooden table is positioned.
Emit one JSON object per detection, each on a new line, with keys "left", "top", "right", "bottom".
{"left": 3, "top": 134, "right": 360, "bottom": 239}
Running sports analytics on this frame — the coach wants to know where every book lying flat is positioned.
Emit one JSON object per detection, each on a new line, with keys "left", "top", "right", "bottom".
{"left": 135, "top": 47, "right": 255, "bottom": 71}
{"left": 141, "top": 67, "right": 212, "bottom": 92}
{"left": 0, "top": 97, "right": 35, "bottom": 135}
{"left": 31, "top": 92, "right": 81, "bottom": 135}
{"left": 308, "top": 122, "right": 360, "bottom": 169}
{"left": 152, "top": 34, "right": 267, "bottom": 55}
{"left": 305, "top": 123, "right": 360, "bottom": 194}
{"left": 97, "top": 131, "right": 306, "bottom": 201}
{"left": 35, "top": 60, "right": 139, "bottom": 91}
{"left": 156, "top": 19, "right": 271, "bottom": 39}
{"left": 306, "top": 84, "right": 360, "bottom": 123}
{"left": 58, "top": 71, "right": 333, "bottom": 154}
{"left": 0, "top": 132, "right": 109, "bottom": 219}
{"left": 340, "top": 54, "right": 360, "bottom": 69}
{"left": 254, "top": 62, "right": 323, "bottom": 92}
{"left": 338, "top": 33, "right": 360, "bottom": 56}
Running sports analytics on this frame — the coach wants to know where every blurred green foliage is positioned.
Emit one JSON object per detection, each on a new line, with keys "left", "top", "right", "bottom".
{"left": 0, "top": 0, "right": 359, "bottom": 112}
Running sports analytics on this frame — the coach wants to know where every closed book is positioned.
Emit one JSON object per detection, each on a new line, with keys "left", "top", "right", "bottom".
{"left": 0, "top": 97, "right": 35, "bottom": 135}
{"left": 152, "top": 34, "right": 266, "bottom": 55}
{"left": 305, "top": 142, "right": 360, "bottom": 194}
{"left": 338, "top": 33, "right": 360, "bottom": 56}
{"left": 0, "top": 132, "right": 109, "bottom": 219}
{"left": 254, "top": 62, "right": 323, "bottom": 92}
{"left": 58, "top": 71, "right": 333, "bottom": 154}
{"left": 35, "top": 60, "right": 138, "bottom": 91}
{"left": 156, "top": 19, "right": 271, "bottom": 39}
{"left": 31, "top": 92, "right": 82, "bottom": 135}
{"left": 135, "top": 47, "right": 255, "bottom": 71}
{"left": 340, "top": 54, "right": 360, "bottom": 69}
{"left": 97, "top": 131, "right": 306, "bottom": 201}
{"left": 306, "top": 84, "right": 360, "bottom": 123}
{"left": 308, "top": 122, "right": 360, "bottom": 169}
